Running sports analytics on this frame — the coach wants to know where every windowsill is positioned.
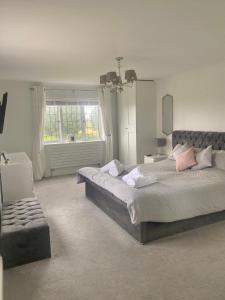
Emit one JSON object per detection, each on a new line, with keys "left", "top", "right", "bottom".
{"left": 44, "top": 139, "right": 105, "bottom": 146}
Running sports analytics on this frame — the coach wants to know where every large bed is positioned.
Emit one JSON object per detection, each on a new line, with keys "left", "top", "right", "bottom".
{"left": 78, "top": 130, "right": 225, "bottom": 243}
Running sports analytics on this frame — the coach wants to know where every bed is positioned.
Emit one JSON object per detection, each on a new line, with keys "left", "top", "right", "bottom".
{"left": 78, "top": 130, "right": 225, "bottom": 243}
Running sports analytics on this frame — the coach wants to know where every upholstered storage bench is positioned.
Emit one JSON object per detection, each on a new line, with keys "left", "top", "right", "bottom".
{"left": 1, "top": 197, "right": 51, "bottom": 269}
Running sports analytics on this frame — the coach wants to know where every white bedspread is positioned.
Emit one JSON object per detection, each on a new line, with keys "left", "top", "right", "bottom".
{"left": 78, "top": 159, "right": 225, "bottom": 224}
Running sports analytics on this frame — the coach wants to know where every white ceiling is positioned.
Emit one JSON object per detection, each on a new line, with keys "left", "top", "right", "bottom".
{"left": 1, "top": 0, "right": 225, "bottom": 84}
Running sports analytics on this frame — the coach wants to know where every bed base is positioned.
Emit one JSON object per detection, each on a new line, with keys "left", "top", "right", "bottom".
{"left": 85, "top": 177, "right": 225, "bottom": 244}
{"left": 82, "top": 130, "right": 225, "bottom": 243}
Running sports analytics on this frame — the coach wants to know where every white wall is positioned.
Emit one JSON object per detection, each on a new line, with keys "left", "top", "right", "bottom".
{"left": 0, "top": 80, "right": 33, "bottom": 157}
{"left": 0, "top": 80, "right": 108, "bottom": 176}
{"left": 6, "top": 61, "right": 224, "bottom": 167}
{"left": 156, "top": 61, "right": 225, "bottom": 152}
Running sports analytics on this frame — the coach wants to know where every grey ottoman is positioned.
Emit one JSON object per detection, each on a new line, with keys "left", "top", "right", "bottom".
{"left": 1, "top": 197, "right": 51, "bottom": 269}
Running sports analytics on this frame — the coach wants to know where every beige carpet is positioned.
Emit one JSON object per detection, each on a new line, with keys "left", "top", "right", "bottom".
{"left": 4, "top": 175, "right": 225, "bottom": 300}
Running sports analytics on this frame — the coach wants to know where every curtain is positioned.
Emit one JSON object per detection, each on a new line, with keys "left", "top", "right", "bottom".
{"left": 31, "top": 86, "right": 46, "bottom": 180}
{"left": 97, "top": 86, "right": 113, "bottom": 163}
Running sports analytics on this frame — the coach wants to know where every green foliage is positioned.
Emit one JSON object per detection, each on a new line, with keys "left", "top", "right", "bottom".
{"left": 44, "top": 104, "right": 101, "bottom": 143}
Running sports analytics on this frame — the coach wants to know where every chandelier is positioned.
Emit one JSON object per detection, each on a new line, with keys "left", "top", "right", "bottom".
{"left": 100, "top": 57, "right": 137, "bottom": 93}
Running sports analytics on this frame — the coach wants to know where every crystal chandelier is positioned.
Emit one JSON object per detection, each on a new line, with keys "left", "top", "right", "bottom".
{"left": 100, "top": 57, "right": 137, "bottom": 93}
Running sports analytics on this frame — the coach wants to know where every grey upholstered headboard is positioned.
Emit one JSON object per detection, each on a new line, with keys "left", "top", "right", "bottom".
{"left": 172, "top": 130, "right": 225, "bottom": 150}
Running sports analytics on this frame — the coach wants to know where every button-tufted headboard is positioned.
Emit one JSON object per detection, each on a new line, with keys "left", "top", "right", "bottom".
{"left": 172, "top": 130, "right": 225, "bottom": 150}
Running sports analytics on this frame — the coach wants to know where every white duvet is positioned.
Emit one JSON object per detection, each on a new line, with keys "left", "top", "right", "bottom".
{"left": 78, "top": 159, "right": 225, "bottom": 225}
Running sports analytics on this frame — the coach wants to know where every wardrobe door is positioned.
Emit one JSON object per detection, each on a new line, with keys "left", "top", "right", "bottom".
{"left": 118, "top": 88, "right": 128, "bottom": 129}
{"left": 127, "top": 85, "right": 137, "bottom": 164}
{"left": 119, "top": 129, "right": 129, "bottom": 164}
{"left": 136, "top": 81, "right": 156, "bottom": 163}
{"left": 127, "top": 85, "right": 136, "bottom": 131}
{"left": 127, "top": 131, "right": 137, "bottom": 165}
{"left": 118, "top": 85, "right": 137, "bottom": 165}
{"left": 118, "top": 89, "right": 129, "bottom": 164}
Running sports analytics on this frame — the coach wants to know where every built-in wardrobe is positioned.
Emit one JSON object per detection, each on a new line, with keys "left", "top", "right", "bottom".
{"left": 118, "top": 80, "right": 156, "bottom": 165}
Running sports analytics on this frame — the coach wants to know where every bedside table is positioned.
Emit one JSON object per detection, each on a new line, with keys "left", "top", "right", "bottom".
{"left": 144, "top": 154, "right": 167, "bottom": 164}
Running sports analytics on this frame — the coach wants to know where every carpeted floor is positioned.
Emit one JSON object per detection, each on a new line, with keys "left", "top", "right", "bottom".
{"left": 4, "top": 175, "right": 225, "bottom": 300}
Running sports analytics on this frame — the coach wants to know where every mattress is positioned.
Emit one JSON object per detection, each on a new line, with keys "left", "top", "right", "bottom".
{"left": 78, "top": 159, "right": 225, "bottom": 225}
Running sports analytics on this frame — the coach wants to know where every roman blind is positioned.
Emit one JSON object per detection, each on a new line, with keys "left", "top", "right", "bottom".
{"left": 45, "top": 88, "right": 98, "bottom": 105}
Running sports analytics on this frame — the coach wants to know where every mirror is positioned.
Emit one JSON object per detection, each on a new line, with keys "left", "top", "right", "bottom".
{"left": 162, "top": 94, "right": 173, "bottom": 135}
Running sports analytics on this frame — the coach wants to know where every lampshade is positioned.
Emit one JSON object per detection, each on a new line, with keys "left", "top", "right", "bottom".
{"left": 106, "top": 72, "right": 117, "bottom": 83}
{"left": 125, "top": 70, "right": 137, "bottom": 83}
{"left": 155, "top": 138, "right": 166, "bottom": 147}
{"left": 100, "top": 74, "right": 107, "bottom": 85}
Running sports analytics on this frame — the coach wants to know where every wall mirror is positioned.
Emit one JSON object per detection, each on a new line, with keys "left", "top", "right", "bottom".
{"left": 162, "top": 94, "right": 173, "bottom": 135}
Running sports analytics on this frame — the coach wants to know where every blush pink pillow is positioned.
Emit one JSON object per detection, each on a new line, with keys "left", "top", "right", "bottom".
{"left": 176, "top": 147, "right": 197, "bottom": 172}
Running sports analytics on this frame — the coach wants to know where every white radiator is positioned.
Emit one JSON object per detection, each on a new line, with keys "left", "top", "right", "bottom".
{"left": 45, "top": 141, "right": 105, "bottom": 175}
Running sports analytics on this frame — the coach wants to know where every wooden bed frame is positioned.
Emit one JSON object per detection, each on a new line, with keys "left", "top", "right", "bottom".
{"left": 81, "top": 130, "right": 225, "bottom": 243}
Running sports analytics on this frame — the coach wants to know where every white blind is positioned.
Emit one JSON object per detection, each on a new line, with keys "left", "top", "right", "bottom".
{"left": 45, "top": 88, "right": 98, "bottom": 105}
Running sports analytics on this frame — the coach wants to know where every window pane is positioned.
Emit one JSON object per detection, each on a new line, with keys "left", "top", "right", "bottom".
{"left": 44, "top": 103, "right": 101, "bottom": 143}
{"left": 61, "top": 104, "right": 100, "bottom": 142}
{"left": 61, "top": 105, "right": 83, "bottom": 142}
{"left": 44, "top": 106, "right": 60, "bottom": 143}
{"left": 84, "top": 105, "right": 100, "bottom": 141}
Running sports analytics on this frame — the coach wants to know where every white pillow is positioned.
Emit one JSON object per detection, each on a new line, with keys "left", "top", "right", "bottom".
{"left": 212, "top": 150, "right": 225, "bottom": 170}
{"left": 191, "top": 145, "right": 212, "bottom": 170}
{"left": 168, "top": 144, "right": 180, "bottom": 159}
{"left": 168, "top": 143, "right": 190, "bottom": 160}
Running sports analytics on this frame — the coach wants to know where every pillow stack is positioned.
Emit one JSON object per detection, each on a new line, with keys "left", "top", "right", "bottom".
{"left": 169, "top": 144, "right": 213, "bottom": 172}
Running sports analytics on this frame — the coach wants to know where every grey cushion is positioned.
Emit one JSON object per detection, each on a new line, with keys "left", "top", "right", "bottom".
{"left": 192, "top": 145, "right": 212, "bottom": 170}
{"left": 1, "top": 197, "right": 51, "bottom": 269}
{"left": 212, "top": 150, "right": 225, "bottom": 170}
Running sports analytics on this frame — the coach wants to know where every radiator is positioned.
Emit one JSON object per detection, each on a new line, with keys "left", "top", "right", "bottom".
{"left": 45, "top": 141, "right": 105, "bottom": 174}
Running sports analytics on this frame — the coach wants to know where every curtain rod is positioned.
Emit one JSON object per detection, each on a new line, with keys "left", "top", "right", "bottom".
{"left": 30, "top": 87, "right": 97, "bottom": 92}
{"left": 45, "top": 88, "right": 97, "bottom": 92}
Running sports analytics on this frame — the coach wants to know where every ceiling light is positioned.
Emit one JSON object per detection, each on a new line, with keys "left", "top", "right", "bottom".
{"left": 100, "top": 57, "right": 137, "bottom": 93}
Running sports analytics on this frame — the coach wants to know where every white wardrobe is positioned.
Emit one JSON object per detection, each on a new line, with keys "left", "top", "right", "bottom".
{"left": 118, "top": 80, "right": 156, "bottom": 165}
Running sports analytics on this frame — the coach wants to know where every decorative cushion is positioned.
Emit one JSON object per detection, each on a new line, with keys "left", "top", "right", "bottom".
{"left": 168, "top": 143, "right": 190, "bottom": 160}
{"left": 176, "top": 147, "right": 197, "bottom": 172}
{"left": 192, "top": 145, "right": 212, "bottom": 170}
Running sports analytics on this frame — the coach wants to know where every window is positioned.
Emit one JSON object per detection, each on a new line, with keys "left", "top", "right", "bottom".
{"left": 44, "top": 89, "right": 102, "bottom": 144}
